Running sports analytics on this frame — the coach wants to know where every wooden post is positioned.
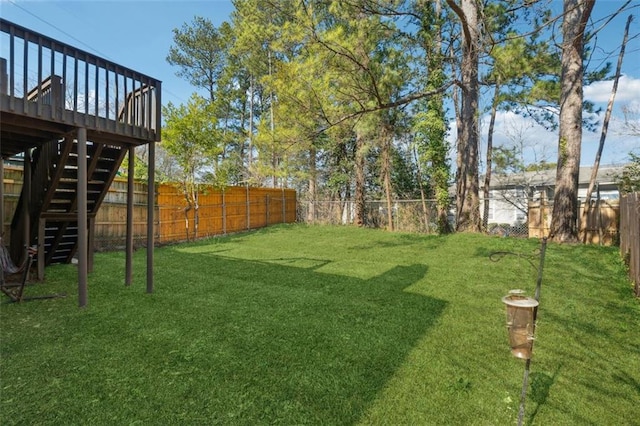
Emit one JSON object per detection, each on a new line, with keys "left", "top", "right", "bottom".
{"left": 38, "top": 217, "right": 45, "bottom": 280}
{"left": 23, "top": 148, "right": 31, "bottom": 266}
{"left": 596, "top": 184, "right": 603, "bottom": 246}
{"left": 0, "top": 58, "right": 7, "bottom": 95}
{"left": 77, "top": 128, "right": 88, "bottom": 308}
{"left": 147, "top": 140, "right": 155, "bottom": 294}
{"left": 125, "top": 146, "right": 134, "bottom": 286}
{"left": 88, "top": 215, "right": 95, "bottom": 273}
{"left": 222, "top": 188, "right": 227, "bottom": 235}
{"left": 0, "top": 157, "right": 4, "bottom": 238}
{"left": 246, "top": 184, "right": 250, "bottom": 230}
{"left": 266, "top": 195, "right": 270, "bottom": 226}
{"left": 539, "top": 191, "right": 546, "bottom": 238}
{"left": 50, "top": 75, "right": 62, "bottom": 121}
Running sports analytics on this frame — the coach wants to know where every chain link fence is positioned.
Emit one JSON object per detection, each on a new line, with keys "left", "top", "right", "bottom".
{"left": 298, "top": 199, "right": 531, "bottom": 237}
{"left": 299, "top": 200, "right": 446, "bottom": 234}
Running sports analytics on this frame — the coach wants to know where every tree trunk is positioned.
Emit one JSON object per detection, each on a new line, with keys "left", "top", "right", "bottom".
{"left": 412, "top": 143, "right": 430, "bottom": 231}
{"left": 432, "top": 0, "right": 451, "bottom": 235}
{"left": 483, "top": 83, "right": 500, "bottom": 232}
{"left": 550, "top": 0, "right": 595, "bottom": 243}
{"left": 354, "top": 130, "right": 366, "bottom": 227}
{"left": 248, "top": 76, "right": 255, "bottom": 178}
{"left": 448, "top": 0, "right": 482, "bottom": 232}
{"left": 194, "top": 189, "right": 199, "bottom": 240}
{"left": 380, "top": 122, "right": 394, "bottom": 231}
{"left": 308, "top": 145, "right": 317, "bottom": 222}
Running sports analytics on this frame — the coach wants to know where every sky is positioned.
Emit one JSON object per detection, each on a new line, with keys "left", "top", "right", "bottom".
{"left": 1, "top": 0, "right": 639, "bottom": 167}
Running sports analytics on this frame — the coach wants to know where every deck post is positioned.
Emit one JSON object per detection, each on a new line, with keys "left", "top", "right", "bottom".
{"left": 147, "top": 141, "right": 155, "bottom": 293}
{"left": 0, "top": 158, "right": 4, "bottom": 238}
{"left": 88, "top": 215, "right": 95, "bottom": 273}
{"left": 77, "top": 128, "right": 88, "bottom": 307}
{"left": 126, "top": 146, "right": 134, "bottom": 286}
{"left": 23, "top": 148, "right": 31, "bottom": 266}
{"left": 37, "top": 217, "right": 45, "bottom": 280}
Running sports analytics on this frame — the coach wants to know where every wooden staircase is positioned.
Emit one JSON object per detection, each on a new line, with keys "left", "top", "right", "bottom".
{"left": 10, "top": 138, "right": 126, "bottom": 267}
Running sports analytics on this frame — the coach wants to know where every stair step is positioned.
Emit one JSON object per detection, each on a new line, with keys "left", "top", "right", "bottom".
{"left": 18, "top": 140, "right": 126, "bottom": 268}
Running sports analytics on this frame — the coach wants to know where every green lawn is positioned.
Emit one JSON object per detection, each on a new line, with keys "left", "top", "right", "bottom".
{"left": 1, "top": 224, "right": 638, "bottom": 425}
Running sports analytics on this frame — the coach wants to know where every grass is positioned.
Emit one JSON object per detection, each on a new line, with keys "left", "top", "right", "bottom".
{"left": 1, "top": 224, "right": 638, "bottom": 425}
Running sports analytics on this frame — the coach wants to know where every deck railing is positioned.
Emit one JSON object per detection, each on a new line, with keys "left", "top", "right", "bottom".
{"left": 0, "top": 18, "right": 161, "bottom": 141}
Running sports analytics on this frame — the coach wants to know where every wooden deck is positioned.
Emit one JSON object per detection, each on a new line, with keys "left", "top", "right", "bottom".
{"left": 1, "top": 18, "right": 160, "bottom": 306}
{"left": 0, "top": 18, "right": 161, "bottom": 159}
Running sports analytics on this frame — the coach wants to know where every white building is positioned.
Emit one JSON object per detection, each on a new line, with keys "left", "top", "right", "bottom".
{"left": 482, "top": 165, "right": 624, "bottom": 228}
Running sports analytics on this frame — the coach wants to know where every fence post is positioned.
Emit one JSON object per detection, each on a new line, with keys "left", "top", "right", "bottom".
{"left": 596, "top": 185, "right": 603, "bottom": 246}
{"left": 282, "top": 187, "right": 286, "bottom": 223}
{"left": 246, "top": 184, "right": 250, "bottom": 230}
{"left": 266, "top": 195, "right": 270, "bottom": 226}
{"left": 222, "top": 188, "right": 227, "bottom": 235}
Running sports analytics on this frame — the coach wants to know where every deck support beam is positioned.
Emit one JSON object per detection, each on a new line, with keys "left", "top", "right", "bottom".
{"left": 126, "top": 146, "right": 134, "bottom": 286}
{"left": 23, "top": 148, "right": 31, "bottom": 266}
{"left": 147, "top": 140, "right": 154, "bottom": 293}
{"left": 77, "top": 127, "right": 88, "bottom": 307}
{"left": 0, "top": 158, "right": 4, "bottom": 239}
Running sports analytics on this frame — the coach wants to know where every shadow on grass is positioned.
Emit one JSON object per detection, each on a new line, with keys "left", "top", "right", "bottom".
{"left": 528, "top": 364, "right": 563, "bottom": 424}
{"left": 140, "top": 247, "right": 448, "bottom": 424}
{"left": 1, "top": 247, "right": 449, "bottom": 423}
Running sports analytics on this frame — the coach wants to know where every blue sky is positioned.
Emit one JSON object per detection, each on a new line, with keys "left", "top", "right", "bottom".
{"left": 1, "top": 0, "right": 639, "bottom": 166}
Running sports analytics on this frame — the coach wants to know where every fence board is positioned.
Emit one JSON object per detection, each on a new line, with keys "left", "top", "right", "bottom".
{"left": 620, "top": 193, "right": 640, "bottom": 297}
{"left": 528, "top": 201, "right": 619, "bottom": 245}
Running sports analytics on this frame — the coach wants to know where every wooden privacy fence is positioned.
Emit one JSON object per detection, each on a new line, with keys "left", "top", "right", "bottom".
{"left": 2, "top": 164, "right": 297, "bottom": 250}
{"left": 154, "top": 183, "right": 296, "bottom": 244}
{"left": 529, "top": 200, "right": 619, "bottom": 245}
{"left": 619, "top": 193, "right": 640, "bottom": 297}
{"left": 90, "top": 181, "right": 296, "bottom": 248}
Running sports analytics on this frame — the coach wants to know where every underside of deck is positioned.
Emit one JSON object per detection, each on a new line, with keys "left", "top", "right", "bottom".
{"left": 1, "top": 18, "right": 160, "bottom": 306}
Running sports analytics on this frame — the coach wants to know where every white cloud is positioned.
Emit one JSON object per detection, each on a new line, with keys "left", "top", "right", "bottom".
{"left": 584, "top": 75, "right": 640, "bottom": 103}
{"left": 446, "top": 78, "right": 639, "bottom": 172}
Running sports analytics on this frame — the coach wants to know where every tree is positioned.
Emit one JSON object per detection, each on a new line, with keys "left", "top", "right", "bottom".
{"left": 412, "top": 0, "right": 451, "bottom": 234}
{"left": 550, "top": 0, "right": 595, "bottom": 243}
{"left": 481, "top": 14, "right": 559, "bottom": 231}
{"left": 446, "top": 0, "right": 482, "bottom": 232}
{"left": 619, "top": 152, "right": 640, "bottom": 194}
{"left": 167, "top": 17, "right": 229, "bottom": 102}
{"left": 581, "top": 14, "right": 633, "bottom": 242}
{"left": 162, "top": 94, "right": 222, "bottom": 240}
{"left": 621, "top": 104, "right": 640, "bottom": 136}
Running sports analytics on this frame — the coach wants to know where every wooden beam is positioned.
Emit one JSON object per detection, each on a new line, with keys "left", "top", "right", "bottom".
{"left": 0, "top": 158, "right": 4, "bottom": 238}
{"left": 126, "top": 146, "right": 134, "bottom": 286}
{"left": 77, "top": 127, "right": 88, "bottom": 308}
{"left": 37, "top": 217, "right": 45, "bottom": 280}
{"left": 147, "top": 140, "right": 154, "bottom": 293}
{"left": 23, "top": 148, "right": 31, "bottom": 266}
